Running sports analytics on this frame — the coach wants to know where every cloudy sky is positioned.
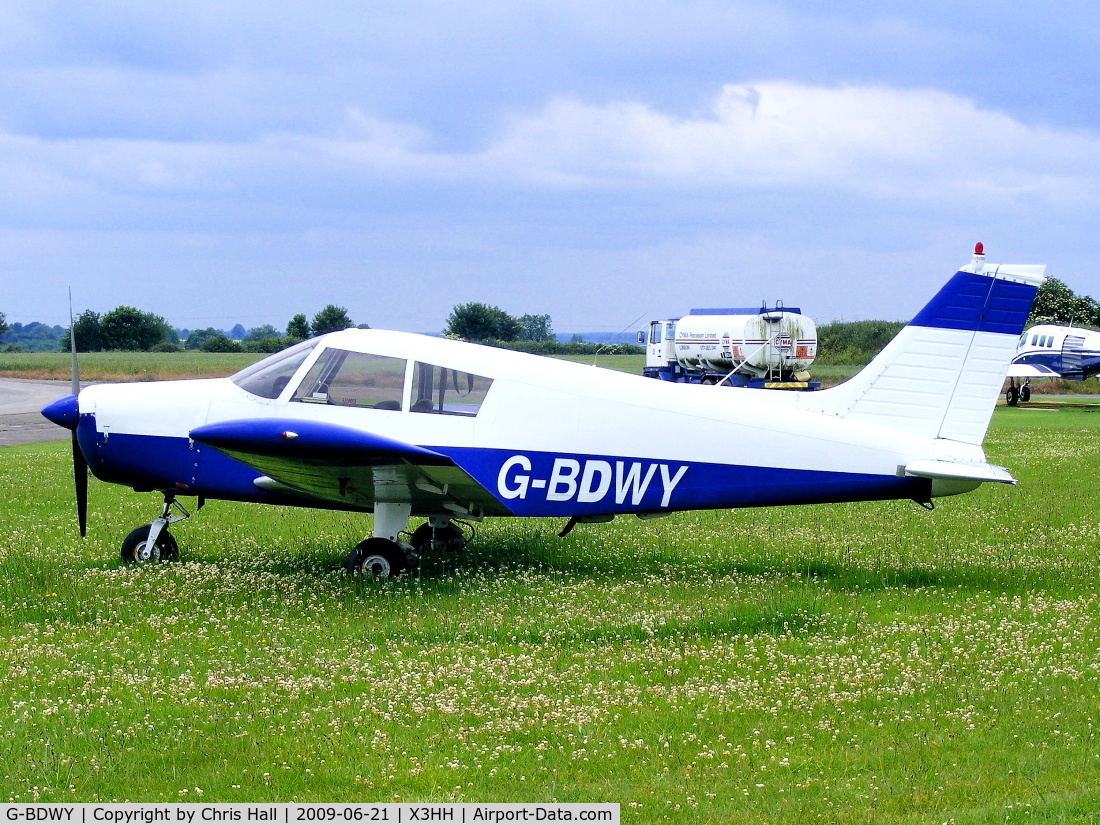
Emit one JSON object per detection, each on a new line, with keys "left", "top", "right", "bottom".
{"left": 2, "top": 1, "right": 1099, "bottom": 335}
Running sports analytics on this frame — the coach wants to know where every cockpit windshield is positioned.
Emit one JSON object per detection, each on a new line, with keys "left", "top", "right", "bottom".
{"left": 230, "top": 339, "right": 319, "bottom": 399}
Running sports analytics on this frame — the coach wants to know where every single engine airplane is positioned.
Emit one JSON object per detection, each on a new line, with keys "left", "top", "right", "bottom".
{"left": 1004, "top": 323, "right": 1100, "bottom": 405}
{"left": 43, "top": 244, "right": 1044, "bottom": 577}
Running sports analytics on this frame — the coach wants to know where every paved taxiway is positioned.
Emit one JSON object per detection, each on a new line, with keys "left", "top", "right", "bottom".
{"left": 0, "top": 378, "right": 72, "bottom": 446}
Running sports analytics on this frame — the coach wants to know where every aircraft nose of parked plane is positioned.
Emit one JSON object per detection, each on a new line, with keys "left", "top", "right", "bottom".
{"left": 41, "top": 394, "right": 80, "bottom": 430}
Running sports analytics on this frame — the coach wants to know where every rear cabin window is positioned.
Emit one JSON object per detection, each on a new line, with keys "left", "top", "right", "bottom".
{"left": 230, "top": 339, "right": 319, "bottom": 399}
{"left": 411, "top": 363, "right": 493, "bottom": 417}
{"left": 292, "top": 349, "right": 406, "bottom": 410}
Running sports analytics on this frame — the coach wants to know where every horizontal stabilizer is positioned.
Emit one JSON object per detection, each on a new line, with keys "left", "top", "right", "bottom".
{"left": 904, "top": 459, "right": 1016, "bottom": 485}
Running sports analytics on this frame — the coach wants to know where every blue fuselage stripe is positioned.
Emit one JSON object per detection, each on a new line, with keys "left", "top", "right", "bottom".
{"left": 78, "top": 419, "right": 930, "bottom": 514}
{"left": 1013, "top": 350, "right": 1100, "bottom": 377}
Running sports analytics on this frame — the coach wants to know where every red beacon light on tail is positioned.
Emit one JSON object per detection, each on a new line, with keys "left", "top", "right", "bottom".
{"left": 974, "top": 242, "right": 984, "bottom": 255}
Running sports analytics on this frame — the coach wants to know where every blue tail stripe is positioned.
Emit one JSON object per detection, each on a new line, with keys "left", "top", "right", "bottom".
{"left": 909, "top": 271, "right": 1038, "bottom": 335}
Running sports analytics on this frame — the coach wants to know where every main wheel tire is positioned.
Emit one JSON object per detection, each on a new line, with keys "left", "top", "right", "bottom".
{"left": 1006, "top": 386, "right": 1019, "bottom": 407}
{"left": 346, "top": 537, "right": 406, "bottom": 578}
{"left": 409, "top": 522, "right": 466, "bottom": 556}
{"left": 121, "top": 524, "right": 179, "bottom": 564}
{"left": 1020, "top": 384, "right": 1031, "bottom": 403}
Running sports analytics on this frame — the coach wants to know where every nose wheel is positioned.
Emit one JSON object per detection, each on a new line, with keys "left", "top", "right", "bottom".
{"left": 121, "top": 524, "right": 179, "bottom": 563}
{"left": 120, "top": 493, "right": 190, "bottom": 564}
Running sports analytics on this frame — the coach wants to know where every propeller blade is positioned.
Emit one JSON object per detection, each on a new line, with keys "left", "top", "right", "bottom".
{"left": 69, "top": 287, "right": 86, "bottom": 536}
{"left": 73, "top": 434, "right": 88, "bottom": 537}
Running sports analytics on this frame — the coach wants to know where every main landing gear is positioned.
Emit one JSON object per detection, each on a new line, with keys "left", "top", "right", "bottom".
{"left": 120, "top": 493, "right": 192, "bottom": 564}
{"left": 344, "top": 505, "right": 472, "bottom": 579}
{"left": 117, "top": 494, "right": 470, "bottom": 578}
{"left": 1005, "top": 378, "right": 1031, "bottom": 407}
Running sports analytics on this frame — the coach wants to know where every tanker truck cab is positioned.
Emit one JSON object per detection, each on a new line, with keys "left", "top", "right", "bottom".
{"left": 641, "top": 319, "right": 682, "bottom": 378}
{"left": 640, "top": 304, "right": 819, "bottom": 389}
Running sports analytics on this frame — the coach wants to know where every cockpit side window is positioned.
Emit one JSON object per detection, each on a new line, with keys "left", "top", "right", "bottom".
{"left": 411, "top": 362, "right": 493, "bottom": 416}
{"left": 230, "top": 339, "right": 319, "bottom": 399}
{"left": 292, "top": 349, "right": 406, "bottom": 410}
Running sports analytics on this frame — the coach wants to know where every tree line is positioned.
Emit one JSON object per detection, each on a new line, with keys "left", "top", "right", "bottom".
{"left": 6, "top": 276, "right": 1088, "bottom": 357}
{"left": 43, "top": 305, "right": 358, "bottom": 353}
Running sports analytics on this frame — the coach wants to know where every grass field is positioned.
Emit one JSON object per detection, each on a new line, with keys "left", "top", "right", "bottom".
{"left": 2, "top": 404, "right": 1099, "bottom": 820}
{"left": 0, "top": 351, "right": 261, "bottom": 382}
{"left": 0, "top": 352, "right": 648, "bottom": 382}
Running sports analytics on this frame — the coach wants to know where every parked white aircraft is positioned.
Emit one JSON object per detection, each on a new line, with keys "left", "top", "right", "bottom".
{"left": 43, "top": 245, "right": 1044, "bottom": 577}
{"left": 1004, "top": 323, "right": 1100, "bottom": 405}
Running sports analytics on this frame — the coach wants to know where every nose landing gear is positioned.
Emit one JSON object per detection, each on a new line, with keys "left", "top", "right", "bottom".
{"left": 120, "top": 493, "right": 191, "bottom": 564}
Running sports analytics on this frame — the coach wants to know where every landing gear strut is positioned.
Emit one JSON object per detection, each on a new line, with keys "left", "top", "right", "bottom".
{"left": 121, "top": 493, "right": 190, "bottom": 564}
{"left": 346, "top": 502, "right": 412, "bottom": 578}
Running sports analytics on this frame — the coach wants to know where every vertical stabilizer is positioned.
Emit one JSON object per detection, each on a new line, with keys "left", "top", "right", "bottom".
{"left": 801, "top": 247, "right": 1045, "bottom": 445}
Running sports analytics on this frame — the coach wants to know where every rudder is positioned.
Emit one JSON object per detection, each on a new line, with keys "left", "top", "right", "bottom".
{"left": 801, "top": 247, "right": 1045, "bottom": 445}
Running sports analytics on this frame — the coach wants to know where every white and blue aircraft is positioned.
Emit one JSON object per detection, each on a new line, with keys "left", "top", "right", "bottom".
{"left": 42, "top": 245, "right": 1044, "bottom": 577}
{"left": 1004, "top": 323, "right": 1100, "bottom": 405}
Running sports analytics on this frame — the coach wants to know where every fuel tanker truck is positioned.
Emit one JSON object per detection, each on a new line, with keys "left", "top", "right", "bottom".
{"left": 639, "top": 304, "right": 819, "bottom": 389}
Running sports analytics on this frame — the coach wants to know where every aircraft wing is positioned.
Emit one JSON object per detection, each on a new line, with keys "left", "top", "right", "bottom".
{"left": 189, "top": 418, "right": 511, "bottom": 518}
{"left": 1006, "top": 363, "right": 1061, "bottom": 378}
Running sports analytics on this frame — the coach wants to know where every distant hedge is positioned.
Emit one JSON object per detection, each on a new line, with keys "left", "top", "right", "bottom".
{"left": 815, "top": 320, "right": 906, "bottom": 366}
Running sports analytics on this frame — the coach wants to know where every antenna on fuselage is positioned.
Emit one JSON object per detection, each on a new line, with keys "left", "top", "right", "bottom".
{"left": 69, "top": 287, "right": 79, "bottom": 396}
{"left": 592, "top": 311, "right": 648, "bottom": 366}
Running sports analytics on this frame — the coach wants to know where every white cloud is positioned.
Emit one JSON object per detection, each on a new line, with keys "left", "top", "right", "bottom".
{"left": 471, "top": 83, "right": 1100, "bottom": 203}
{"left": 3, "top": 81, "right": 1099, "bottom": 232}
